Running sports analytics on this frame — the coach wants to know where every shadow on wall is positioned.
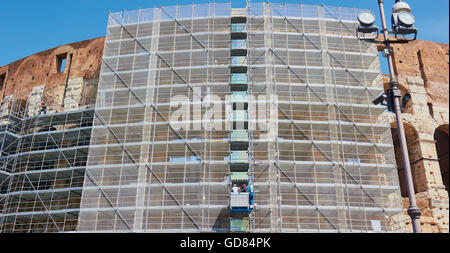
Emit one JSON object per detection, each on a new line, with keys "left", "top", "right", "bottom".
{"left": 212, "top": 208, "right": 230, "bottom": 232}
{"left": 434, "top": 124, "right": 449, "bottom": 193}
{"left": 391, "top": 122, "right": 420, "bottom": 197}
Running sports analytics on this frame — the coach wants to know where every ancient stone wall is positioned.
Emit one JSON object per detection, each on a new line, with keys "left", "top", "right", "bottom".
{"left": 0, "top": 37, "right": 105, "bottom": 114}
{"left": 381, "top": 40, "right": 449, "bottom": 233}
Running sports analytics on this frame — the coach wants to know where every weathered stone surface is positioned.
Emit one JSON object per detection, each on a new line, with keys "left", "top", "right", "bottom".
{"left": 63, "top": 77, "right": 84, "bottom": 111}
{"left": 0, "top": 37, "right": 104, "bottom": 111}
{"left": 27, "top": 85, "right": 45, "bottom": 116}
{"left": 386, "top": 40, "right": 449, "bottom": 233}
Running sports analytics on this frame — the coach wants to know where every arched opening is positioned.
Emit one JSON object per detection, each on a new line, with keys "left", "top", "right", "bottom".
{"left": 391, "top": 122, "right": 421, "bottom": 197}
{"left": 434, "top": 124, "right": 449, "bottom": 193}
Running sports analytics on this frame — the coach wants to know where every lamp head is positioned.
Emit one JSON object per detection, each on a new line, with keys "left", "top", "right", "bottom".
{"left": 357, "top": 10, "right": 376, "bottom": 26}
{"left": 356, "top": 10, "right": 379, "bottom": 39}
{"left": 397, "top": 12, "right": 415, "bottom": 27}
{"left": 391, "top": 1, "right": 417, "bottom": 38}
{"left": 392, "top": 1, "right": 412, "bottom": 13}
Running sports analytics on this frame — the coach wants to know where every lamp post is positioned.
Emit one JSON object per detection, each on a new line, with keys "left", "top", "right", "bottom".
{"left": 356, "top": 0, "right": 422, "bottom": 233}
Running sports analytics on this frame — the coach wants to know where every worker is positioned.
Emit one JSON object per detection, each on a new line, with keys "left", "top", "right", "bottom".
{"left": 39, "top": 101, "right": 47, "bottom": 115}
{"left": 231, "top": 184, "right": 239, "bottom": 193}
{"left": 248, "top": 184, "right": 254, "bottom": 208}
{"left": 240, "top": 184, "right": 247, "bottom": 193}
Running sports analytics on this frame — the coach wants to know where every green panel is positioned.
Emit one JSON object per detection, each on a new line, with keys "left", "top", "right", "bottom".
{"left": 231, "top": 23, "right": 247, "bottom": 33}
{"left": 231, "top": 172, "right": 249, "bottom": 181}
{"left": 230, "top": 151, "right": 248, "bottom": 162}
{"left": 230, "top": 217, "right": 249, "bottom": 232}
{"left": 231, "top": 92, "right": 248, "bottom": 103}
{"left": 231, "top": 130, "right": 248, "bottom": 141}
{"left": 231, "top": 56, "right": 247, "bottom": 65}
{"left": 231, "top": 39, "right": 247, "bottom": 49}
{"left": 231, "top": 73, "right": 248, "bottom": 84}
{"left": 232, "top": 110, "right": 248, "bottom": 121}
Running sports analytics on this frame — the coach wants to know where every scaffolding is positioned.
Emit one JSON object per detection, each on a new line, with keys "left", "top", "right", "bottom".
{"left": 0, "top": 2, "right": 406, "bottom": 233}
{"left": 0, "top": 93, "right": 95, "bottom": 232}
{"left": 75, "top": 2, "right": 405, "bottom": 233}
{"left": 246, "top": 2, "right": 404, "bottom": 232}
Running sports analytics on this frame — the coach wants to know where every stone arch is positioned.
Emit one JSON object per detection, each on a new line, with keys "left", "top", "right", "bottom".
{"left": 382, "top": 81, "right": 414, "bottom": 114}
{"left": 434, "top": 124, "right": 449, "bottom": 193}
{"left": 9, "top": 55, "right": 42, "bottom": 98}
{"left": 391, "top": 121, "right": 422, "bottom": 196}
{"left": 397, "top": 85, "right": 414, "bottom": 114}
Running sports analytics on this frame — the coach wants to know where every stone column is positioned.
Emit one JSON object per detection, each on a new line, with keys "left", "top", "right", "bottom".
{"left": 411, "top": 136, "right": 449, "bottom": 233}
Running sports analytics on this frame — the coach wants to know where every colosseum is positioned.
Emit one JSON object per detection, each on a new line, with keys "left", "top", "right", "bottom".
{"left": 0, "top": 3, "right": 448, "bottom": 233}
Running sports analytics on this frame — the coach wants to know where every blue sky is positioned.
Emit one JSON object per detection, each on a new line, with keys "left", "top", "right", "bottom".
{"left": 1, "top": 0, "right": 448, "bottom": 73}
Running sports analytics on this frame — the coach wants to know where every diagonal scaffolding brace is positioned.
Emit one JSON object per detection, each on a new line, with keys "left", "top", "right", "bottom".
{"left": 47, "top": 134, "right": 133, "bottom": 232}
{"left": 109, "top": 13, "right": 204, "bottom": 101}
{"left": 102, "top": 61, "right": 203, "bottom": 161}
{"left": 273, "top": 162, "right": 338, "bottom": 230}
{"left": 159, "top": 7, "right": 208, "bottom": 51}
{"left": 283, "top": 17, "right": 376, "bottom": 97}
{"left": 322, "top": 6, "right": 374, "bottom": 50}
{"left": 83, "top": 170, "right": 133, "bottom": 231}
{"left": 23, "top": 173, "right": 62, "bottom": 233}
{"left": 268, "top": 47, "right": 386, "bottom": 154}
{"left": 98, "top": 14, "right": 208, "bottom": 229}
{"left": 277, "top": 105, "right": 388, "bottom": 215}
{"left": 94, "top": 112, "right": 201, "bottom": 230}
{"left": 144, "top": 163, "right": 201, "bottom": 229}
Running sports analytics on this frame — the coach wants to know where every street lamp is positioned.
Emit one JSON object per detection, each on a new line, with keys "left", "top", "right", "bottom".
{"left": 357, "top": 11, "right": 379, "bottom": 39}
{"left": 391, "top": 1, "right": 418, "bottom": 39}
{"left": 356, "top": 0, "right": 422, "bottom": 233}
